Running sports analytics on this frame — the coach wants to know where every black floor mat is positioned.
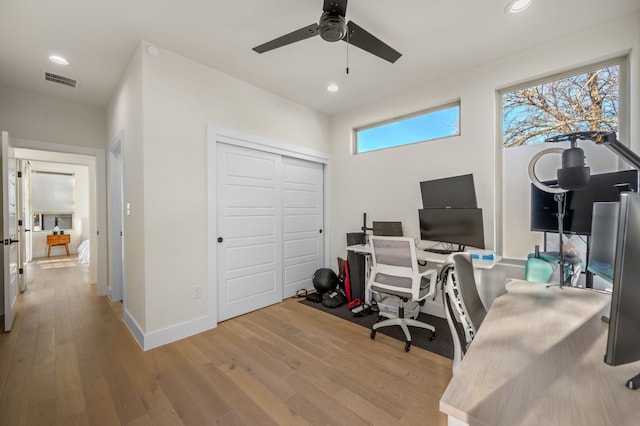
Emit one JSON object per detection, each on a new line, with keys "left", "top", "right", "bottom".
{"left": 298, "top": 298, "right": 453, "bottom": 359}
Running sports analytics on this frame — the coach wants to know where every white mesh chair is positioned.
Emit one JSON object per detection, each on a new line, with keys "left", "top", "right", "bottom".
{"left": 367, "top": 236, "right": 438, "bottom": 352}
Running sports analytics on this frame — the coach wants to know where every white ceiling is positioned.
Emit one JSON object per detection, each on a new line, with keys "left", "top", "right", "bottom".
{"left": 1, "top": 0, "right": 639, "bottom": 115}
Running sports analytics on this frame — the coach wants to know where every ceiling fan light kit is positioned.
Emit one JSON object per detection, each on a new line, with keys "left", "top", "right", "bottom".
{"left": 319, "top": 12, "right": 347, "bottom": 42}
{"left": 252, "top": 0, "right": 402, "bottom": 64}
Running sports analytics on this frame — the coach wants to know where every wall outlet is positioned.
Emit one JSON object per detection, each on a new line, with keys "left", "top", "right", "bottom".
{"left": 192, "top": 285, "right": 202, "bottom": 299}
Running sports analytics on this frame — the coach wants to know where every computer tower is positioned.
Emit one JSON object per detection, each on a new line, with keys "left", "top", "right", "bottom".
{"left": 346, "top": 232, "right": 366, "bottom": 302}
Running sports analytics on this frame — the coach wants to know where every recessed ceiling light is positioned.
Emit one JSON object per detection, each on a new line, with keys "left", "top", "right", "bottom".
{"left": 506, "top": 0, "right": 533, "bottom": 14}
{"left": 48, "top": 55, "right": 69, "bottom": 65}
{"left": 327, "top": 83, "right": 339, "bottom": 93}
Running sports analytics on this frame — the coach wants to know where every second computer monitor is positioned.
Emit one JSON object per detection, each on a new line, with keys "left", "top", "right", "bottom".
{"left": 419, "top": 208, "right": 485, "bottom": 250}
{"left": 420, "top": 174, "right": 477, "bottom": 209}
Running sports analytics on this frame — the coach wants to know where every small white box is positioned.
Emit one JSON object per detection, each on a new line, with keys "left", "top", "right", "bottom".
{"left": 377, "top": 296, "right": 420, "bottom": 320}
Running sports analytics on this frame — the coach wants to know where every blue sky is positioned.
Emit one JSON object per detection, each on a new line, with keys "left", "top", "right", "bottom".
{"left": 357, "top": 106, "right": 460, "bottom": 153}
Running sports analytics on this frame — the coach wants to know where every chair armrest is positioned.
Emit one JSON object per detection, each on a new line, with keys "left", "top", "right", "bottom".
{"left": 417, "top": 268, "right": 438, "bottom": 301}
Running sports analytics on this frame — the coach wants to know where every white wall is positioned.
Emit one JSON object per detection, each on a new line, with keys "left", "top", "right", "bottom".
{"left": 330, "top": 13, "right": 640, "bottom": 266}
{"left": 106, "top": 44, "right": 146, "bottom": 332}
{"left": 107, "top": 42, "right": 331, "bottom": 348}
{"left": 0, "top": 85, "right": 105, "bottom": 149}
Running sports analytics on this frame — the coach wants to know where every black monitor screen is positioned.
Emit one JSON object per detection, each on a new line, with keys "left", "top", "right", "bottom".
{"left": 530, "top": 169, "right": 638, "bottom": 235}
{"left": 420, "top": 174, "right": 477, "bottom": 209}
{"left": 419, "top": 208, "right": 485, "bottom": 249}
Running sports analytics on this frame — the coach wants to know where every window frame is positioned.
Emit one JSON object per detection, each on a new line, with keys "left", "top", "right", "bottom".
{"left": 353, "top": 100, "right": 461, "bottom": 154}
{"left": 495, "top": 56, "right": 629, "bottom": 257}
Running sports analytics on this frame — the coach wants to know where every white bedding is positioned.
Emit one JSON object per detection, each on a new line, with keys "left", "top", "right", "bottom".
{"left": 78, "top": 239, "right": 90, "bottom": 264}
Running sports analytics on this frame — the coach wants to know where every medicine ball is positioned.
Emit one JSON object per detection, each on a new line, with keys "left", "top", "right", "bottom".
{"left": 312, "top": 268, "right": 338, "bottom": 294}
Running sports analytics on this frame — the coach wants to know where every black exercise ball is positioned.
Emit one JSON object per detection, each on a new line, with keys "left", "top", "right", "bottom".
{"left": 312, "top": 268, "right": 338, "bottom": 294}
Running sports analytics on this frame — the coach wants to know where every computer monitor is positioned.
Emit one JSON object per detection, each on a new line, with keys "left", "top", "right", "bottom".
{"left": 418, "top": 208, "right": 485, "bottom": 250}
{"left": 372, "top": 221, "right": 403, "bottom": 236}
{"left": 420, "top": 174, "right": 477, "bottom": 209}
{"left": 587, "top": 202, "right": 619, "bottom": 282}
{"left": 530, "top": 169, "right": 638, "bottom": 235}
{"left": 604, "top": 192, "right": 640, "bottom": 369}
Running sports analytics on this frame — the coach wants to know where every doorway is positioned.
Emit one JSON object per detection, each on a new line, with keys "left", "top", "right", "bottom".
{"left": 12, "top": 138, "right": 107, "bottom": 295}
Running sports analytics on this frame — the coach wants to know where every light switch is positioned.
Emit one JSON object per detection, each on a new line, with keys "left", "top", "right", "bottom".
{"left": 126, "top": 203, "right": 131, "bottom": 216}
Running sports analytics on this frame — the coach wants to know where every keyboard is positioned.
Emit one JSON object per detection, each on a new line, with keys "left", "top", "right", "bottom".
{"left": 423, "top": 248, "right": 453, "bottom": 255}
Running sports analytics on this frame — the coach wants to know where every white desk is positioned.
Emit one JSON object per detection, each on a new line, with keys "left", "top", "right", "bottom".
{"left": 346, "top": 244, "right": 501, "bottom": 269}
{"left": 440, "top": 279, "right": 640, "bottom": 426}
{"left": 346, "top": 244, "right": 501, "bottom": 312}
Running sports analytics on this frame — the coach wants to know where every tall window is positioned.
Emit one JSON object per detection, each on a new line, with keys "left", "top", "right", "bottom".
{"left": 354, "top": 101, "right": 460, "bottom": 154}
{"left": 31, "top": 170, "right": 75, "bottom": 231}
{"left": 499, "top": 58, "right": 626, "bottom": 259}
{"left": 503, "top": 63, "right": 620, "bottom": 147}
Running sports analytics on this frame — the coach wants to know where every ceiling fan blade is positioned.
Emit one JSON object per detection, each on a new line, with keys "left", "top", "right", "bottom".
{"left": 253, "top": 23, "right": 320, "bottom": 53}
{"left": 344, "top": 20, "right": 402, "bottom": 63}
{"left": 323, "top": 0, "right": 348, "bottom": 17}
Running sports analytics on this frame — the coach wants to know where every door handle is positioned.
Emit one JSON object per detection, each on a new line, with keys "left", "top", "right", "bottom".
{"left": 4, "top": 239, "right": 19, "bottom": 245}
{"left": 218, "top": 237, "right": 223, "bottom": 243}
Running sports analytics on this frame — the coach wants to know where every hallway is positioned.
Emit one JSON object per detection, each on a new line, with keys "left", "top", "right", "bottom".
{"left": 0, "top": 256, "right": 123, "bottom": 424}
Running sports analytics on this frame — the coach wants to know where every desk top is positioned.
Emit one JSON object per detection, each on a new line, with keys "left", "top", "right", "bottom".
{"left": 440, "top": 279, "right": 640, "bottom": 426}
{"left": 346, "top": 244, "right": 500, "bottom": 269}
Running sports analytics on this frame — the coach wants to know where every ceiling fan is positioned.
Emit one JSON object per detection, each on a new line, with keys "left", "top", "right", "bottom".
{"left": 252, "top": 0, "right": 402, "bottom": 64}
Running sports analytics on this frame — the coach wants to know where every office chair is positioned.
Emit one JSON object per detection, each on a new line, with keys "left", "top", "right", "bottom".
{"left": 367, "top": 236, "right": 438, "bottom": 352}
{"left": 441, "top": 252, "right": 487, "bottom": 372}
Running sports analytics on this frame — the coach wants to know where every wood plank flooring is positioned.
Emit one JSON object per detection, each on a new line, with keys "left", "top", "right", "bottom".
{"left": 0, "top": 256, "right": 452, "bottom": 425}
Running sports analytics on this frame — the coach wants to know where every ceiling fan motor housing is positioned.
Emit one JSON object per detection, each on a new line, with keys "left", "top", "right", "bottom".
{"left": 319, "top": 11, "right": 347, "bottom": 42}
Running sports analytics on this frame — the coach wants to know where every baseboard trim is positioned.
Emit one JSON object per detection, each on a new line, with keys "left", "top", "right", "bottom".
{"left": 123, "top": 309, "right": 145, "bottom": 350}
{"left": 143, "top": 315, "right": 217, "bottom": 351}
{"left": 123, "top": 309, "right": 218, "bottom": 351}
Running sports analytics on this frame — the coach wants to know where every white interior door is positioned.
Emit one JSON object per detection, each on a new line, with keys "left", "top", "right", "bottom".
{"left": 108, "top": 138, "right": 125, "bottom": 302}
{"left": 282, "top": 157, "right": 324, "bottom": 298}
{"left": 217, "top": 143, "right": 282, "bottom": 321}
{"left": 17, "top": 159, "right": 27, "bottom": 292}
{"left": 2, "top": 131, "right": 18, "bottom": 331}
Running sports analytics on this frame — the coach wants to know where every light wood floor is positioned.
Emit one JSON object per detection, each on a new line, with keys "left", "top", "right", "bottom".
{"left": 0, "top": 256, "right": 452, "bottom": 425}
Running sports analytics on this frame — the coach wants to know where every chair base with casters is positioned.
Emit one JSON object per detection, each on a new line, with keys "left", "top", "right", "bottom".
{"left": 370, "top": 296, "right": 436, "bottom": 352}
{"left": 366, "top": 236, "right": 439, "bottom": 352}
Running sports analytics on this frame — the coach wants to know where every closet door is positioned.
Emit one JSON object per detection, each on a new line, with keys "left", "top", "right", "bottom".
{"left": 282, "top": 157, "right": 324, "bottom": 298}
{"left": 217, "top": 144, "right": 282, "bottom": 321}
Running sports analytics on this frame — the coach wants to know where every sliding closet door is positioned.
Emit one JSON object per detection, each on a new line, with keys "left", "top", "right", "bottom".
{"left": 282, "top": 157, "right": 324, "bottom": 298}
{"left": 217, "top": 143, "right": 283, "bottom": 321}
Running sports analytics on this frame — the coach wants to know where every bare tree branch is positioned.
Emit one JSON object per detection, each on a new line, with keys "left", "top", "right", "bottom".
{"left": 503, "top": 66, "right": 619, "bottom": 147}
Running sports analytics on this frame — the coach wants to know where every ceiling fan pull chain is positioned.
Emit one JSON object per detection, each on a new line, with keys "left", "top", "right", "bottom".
{"left": 346, "top": 30, "right": 350, "bottom": 74}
